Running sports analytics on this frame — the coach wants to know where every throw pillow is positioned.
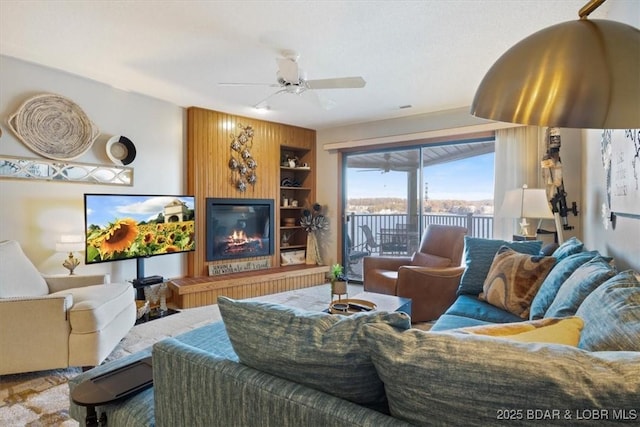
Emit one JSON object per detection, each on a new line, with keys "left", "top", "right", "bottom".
{"left": 363, "top": 323, "right": 640, "bottom": 426}
{"left": 576, "top": 270, "right": 640, "bottom": 351}
{"left": 479, "top": 247, "right": 555, "bottom": 319}
{"left": 0, "top": 240, "right": 49, "bottom": 298}
{"left": 217, "top": 296, "right": 411, "bottom": 410}
{"left": 551, "top": 236, "right": 584, "bottom": 262}
{"left": 529, "top": 250, "right": 601, "bottom": 320}
{"left": 457, "top": 237, "right": 543, "bottom": 296}
{"left": 544, "top": 256, "right": 616, "bottom": 318}
{"left": 410, "top": 251, "right": 451, "bottom": 268}
{"left": 455, "top": 316, "right": 584, "bottom": 346}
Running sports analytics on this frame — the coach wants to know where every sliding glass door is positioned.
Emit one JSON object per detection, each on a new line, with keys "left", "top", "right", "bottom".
{"left": 342, "top": 138, "right": 495, "bottom": 282}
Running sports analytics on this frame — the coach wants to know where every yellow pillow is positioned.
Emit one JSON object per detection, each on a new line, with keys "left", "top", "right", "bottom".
{"left": 457, "top": 317, "right": 584, "bottom": 347}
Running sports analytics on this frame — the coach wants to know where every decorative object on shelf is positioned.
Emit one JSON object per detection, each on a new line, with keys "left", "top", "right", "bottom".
{"left": 228, "top": 123, "right": 257, "bottom": 192}
{"left": 280, "top": 249, "right": 306, "bottom": 266}
{"left": 300, "top": 203, "right": 329, "bottom": 265}
{"left": 56, "top": 234, "right": 84, "bottom": 275}
{"left": 8, "top": 93, "right": 99, "bottom": 160}
{"left": 0, "top": 155, "right": 133, "bottom": 186}
{"left": 144, "top": 282, "right": 168, "bottom": 312}
{"left": 106, "top": 135, "right": 137, "bottom": 165}
{"left": 329, "top": 264, "right": 348, "bottom": 302}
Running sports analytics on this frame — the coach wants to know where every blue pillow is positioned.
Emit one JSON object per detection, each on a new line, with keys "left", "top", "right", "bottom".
{"left": 544, "top": 256, "right": 616, "bottom": 318}
{"left": 576, "top": 270, "right": 640, "bottom": 351}
{"left": 551, "top": 236, "right": 584, "bottom": 262}
{"left": 457, "top": 237, "right": 543, "bottom": 296}
{"left": 529, "top": 251, "right": 601, "bottom": 320}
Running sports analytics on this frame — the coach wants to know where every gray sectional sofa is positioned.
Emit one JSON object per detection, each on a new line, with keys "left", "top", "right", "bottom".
{"left": 69, "top": 237, "right": 640, "bottom": 426}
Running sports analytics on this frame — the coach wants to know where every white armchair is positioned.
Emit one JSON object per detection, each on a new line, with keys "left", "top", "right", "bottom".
{"left": 0, "top": 240, "right": 136, "bottom": 375}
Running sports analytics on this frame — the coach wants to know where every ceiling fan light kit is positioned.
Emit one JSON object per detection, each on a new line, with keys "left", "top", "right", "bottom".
{"left": 471, "top": 0, "right": 640, "bottom": 129}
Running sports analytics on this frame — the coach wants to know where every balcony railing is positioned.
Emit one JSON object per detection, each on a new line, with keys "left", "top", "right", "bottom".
{"left": 345, "top": 213, "right": 493, "bottom": 280}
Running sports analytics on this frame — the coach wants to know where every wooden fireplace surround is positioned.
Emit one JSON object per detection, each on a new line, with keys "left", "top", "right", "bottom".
{"left": 174, "top": 107, "right": 328, "bottom": 308}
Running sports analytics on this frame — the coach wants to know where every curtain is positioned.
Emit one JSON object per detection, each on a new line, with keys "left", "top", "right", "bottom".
{"left": 493, "top": 126, "right": 547, "bottom": 240}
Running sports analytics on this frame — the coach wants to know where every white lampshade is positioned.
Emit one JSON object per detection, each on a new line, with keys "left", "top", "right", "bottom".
{"left": 56, "top": 234, "right": 85, "bottom": 253}
{"left": 500, "top": 186, "right": 554, "bottom": 220}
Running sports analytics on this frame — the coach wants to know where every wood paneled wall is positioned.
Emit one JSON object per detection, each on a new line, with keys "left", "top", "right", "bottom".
{"left": 186, "top": 107, "right": 316, "bottom": 277}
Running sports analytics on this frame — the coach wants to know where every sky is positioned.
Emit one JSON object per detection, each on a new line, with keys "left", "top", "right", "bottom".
{"left": 85, "top": 195, "right": 195, "bottom": 228}
{"left": 346, "top": 152, "right": 495, "bottom": 201}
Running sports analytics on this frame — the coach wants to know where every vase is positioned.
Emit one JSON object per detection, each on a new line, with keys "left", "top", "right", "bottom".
{"left": 305, "top": 232, "right": 322, "bottom": 265}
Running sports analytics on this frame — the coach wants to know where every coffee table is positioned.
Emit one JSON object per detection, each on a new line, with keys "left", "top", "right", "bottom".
{"left": 348, "top": 291, "right": 411, "bottom": 316}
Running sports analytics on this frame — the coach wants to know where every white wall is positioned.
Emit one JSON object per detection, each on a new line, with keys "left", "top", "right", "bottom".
{"left": 581, "top": 0, "right": 640, "bottom": 272}
{"left": 0, "top": 55, "right": 187, "bottom": 282}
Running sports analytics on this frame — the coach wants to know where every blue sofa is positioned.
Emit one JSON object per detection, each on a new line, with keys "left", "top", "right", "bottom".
{"left": 69, "top": 237, "right": 640, "bottom": 426}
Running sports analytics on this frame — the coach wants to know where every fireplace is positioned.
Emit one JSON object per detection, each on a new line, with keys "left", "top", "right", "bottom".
{"left": 205, "top": 198, "right": 274, "bottom": 261}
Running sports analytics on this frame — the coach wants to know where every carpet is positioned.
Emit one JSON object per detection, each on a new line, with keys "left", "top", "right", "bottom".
{"left": 0, "top": 283, "right": 363, "bottom": 427}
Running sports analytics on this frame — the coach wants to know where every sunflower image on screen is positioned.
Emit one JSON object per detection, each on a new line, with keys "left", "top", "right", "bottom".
{"left": 84, "top": 194, "right": 196, "bottom": 264}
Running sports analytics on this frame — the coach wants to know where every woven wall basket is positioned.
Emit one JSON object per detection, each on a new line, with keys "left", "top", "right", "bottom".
{"left": 8, "top": 93, "right": 99, "bottom": 161}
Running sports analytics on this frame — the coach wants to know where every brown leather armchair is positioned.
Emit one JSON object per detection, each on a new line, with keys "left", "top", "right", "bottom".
{"left": 363, "top": 224, "right": 467, "bottom": 322}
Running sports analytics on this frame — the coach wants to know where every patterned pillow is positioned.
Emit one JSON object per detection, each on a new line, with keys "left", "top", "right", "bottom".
{"left": 551, "top": 236, "right": 584, "bottom": 262}
{"left": 455, "top": 316, "right": 584, "bottom": 346}
{"left": 217, "top": 296, "right": 411, "bottom": 410}
{"left": 544, "top": 256, "right": 616, "bottom": 318}
{"left": 363, "top": 323, "right": 640, "bottom": 425}
{"left": 529, "top": 251, "right": 601, "bottom": 320}
{"left": 457, "top": 237, "right": 543, "bottom": 296}
{"left": 479, "top": 247, "right": 555, "bottom": 319}
{"left": 576, "top": 270, "right": 640, "bottom": 351}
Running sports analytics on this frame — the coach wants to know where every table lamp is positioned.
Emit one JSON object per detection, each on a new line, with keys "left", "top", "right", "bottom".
{"left": 500, "top": 185, "right": 555, "bottom": 239}
{"left": 56, "top": 234, "right": 85, "bottom": 275}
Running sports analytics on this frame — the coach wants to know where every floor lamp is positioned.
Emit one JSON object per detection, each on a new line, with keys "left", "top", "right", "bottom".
{"left": 500, "top": 185, "right": 560, "bottom": 243}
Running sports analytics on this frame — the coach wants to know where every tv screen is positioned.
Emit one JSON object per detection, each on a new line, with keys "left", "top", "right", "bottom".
{"left": 84, "top": 194, "right": 195, "bottom": 264}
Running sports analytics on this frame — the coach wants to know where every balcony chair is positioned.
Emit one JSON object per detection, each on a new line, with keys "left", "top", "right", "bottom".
{"left": 363, "top": 224, "right": 467, "bottom": 322}
{"left": 359, "top": 224, "right": 381, "bottom": 253}
{"left": 346, "top": 234, "right": 369, "bottom": 274}
{"left": 0, "top": 240, "right": 136, "bottom": 375}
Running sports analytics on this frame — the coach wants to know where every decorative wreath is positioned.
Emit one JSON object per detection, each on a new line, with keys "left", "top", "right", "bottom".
{"left": 228, "top": 124, "right": 257, "bottom": 191}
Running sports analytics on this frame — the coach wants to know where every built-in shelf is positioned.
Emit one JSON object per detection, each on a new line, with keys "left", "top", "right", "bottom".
{"left": 279, "top": 145, "right": 314, "bottom": 265}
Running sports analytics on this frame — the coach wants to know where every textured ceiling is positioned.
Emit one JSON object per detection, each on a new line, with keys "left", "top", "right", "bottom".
{"left": 0, "top": 0, "right": 612, "bottom": 130}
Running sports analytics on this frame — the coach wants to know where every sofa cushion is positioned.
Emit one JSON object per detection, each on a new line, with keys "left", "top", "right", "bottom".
{"left": 455, "top": 316, "right": 584, "bottom": 346}
{"left": 363, "top": 323, "right": 640, "bottom": 426}
{"left": 0, "top": 240, "right": 49, "bottom": 298}
{"left": 479, "top": 247, "right": 555, "bottom": 319}
{"left": 544, "top": 256, "right": 616, "bottom": 318}
{"left": 576, "top": 270, "right": 640, "bottom": 352}
{"left": 457, "top": 237, "right": 543, "bottom": 296}
{"left": 439, "top": 294, "right": 523, "bottom": 324}
{"left": 529, "top": 250, "right": 601, "bottom": 320}
{"left": 410, "top": 252, "right": 451, "bottom": 267}
{"left": 551, "top": 236, "right": 584, "bottom": 262}
{"left": 217, "top": 296, "right": 411, "bottom": 410}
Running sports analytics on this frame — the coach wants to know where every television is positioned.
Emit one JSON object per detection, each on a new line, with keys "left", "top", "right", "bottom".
{"left": 84, "top": 193, "right": 195, "bottom": 283}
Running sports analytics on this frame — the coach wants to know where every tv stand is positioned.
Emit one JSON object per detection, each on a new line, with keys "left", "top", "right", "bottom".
{"left": 132, "top": 258, "right": 164, "bottom": 299}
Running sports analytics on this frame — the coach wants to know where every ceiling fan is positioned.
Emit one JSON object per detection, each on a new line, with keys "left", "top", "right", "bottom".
{"left": 219, "top": 50, "right": 366, "bottom": 110}
{"left": 358, "top": 153, "right": 394, "bottom": 174}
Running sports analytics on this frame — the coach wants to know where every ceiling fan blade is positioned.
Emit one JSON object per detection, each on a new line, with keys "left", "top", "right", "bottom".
{"left": 306, "top": 76, "right": 366, "bottom": 90}
{"left": 276, "top": 58, "right": 300, "bottom": 84}
{"left": 300, "top": 90, "right": 336, "bottom": 110}
{"left": 219, "top": 82, "right": 279, "bottom": 87}
{"left": 253, "top": 88, "right": 288, "bottom": 109}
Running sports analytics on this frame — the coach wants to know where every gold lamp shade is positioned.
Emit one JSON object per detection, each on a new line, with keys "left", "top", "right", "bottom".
{"left": 471, "top": 18, "right": 640, "bottom": 129}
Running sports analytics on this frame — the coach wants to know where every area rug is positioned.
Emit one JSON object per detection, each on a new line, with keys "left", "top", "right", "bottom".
{"left": 0, "top": 282, "right": 363, "bottom": 427}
